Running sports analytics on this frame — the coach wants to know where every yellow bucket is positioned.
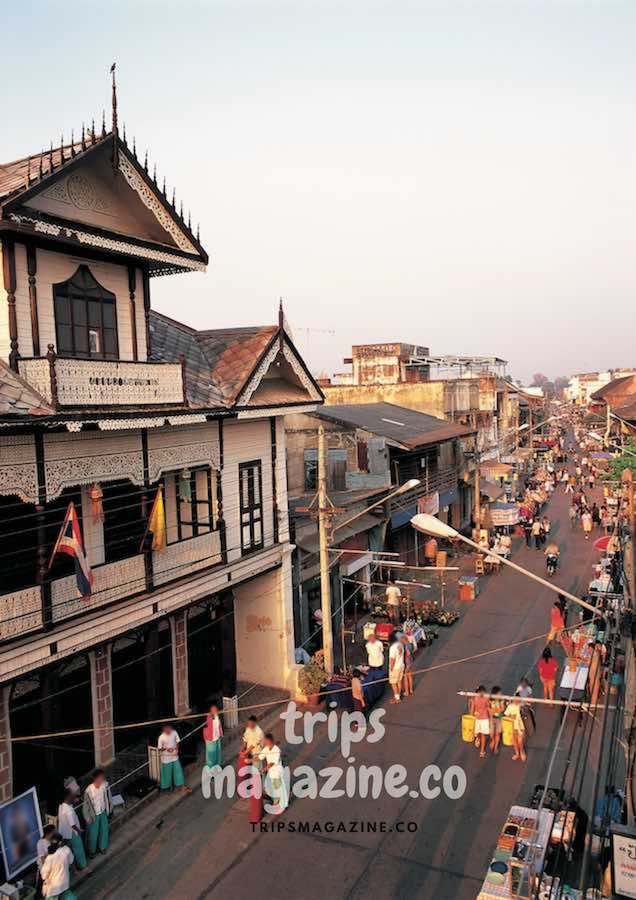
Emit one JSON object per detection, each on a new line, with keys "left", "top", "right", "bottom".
{"left": 502, "top": 716, "right": 515, "bottom": 746}
{"left": 461, "top": 714, "right": 475, "bottom": 743}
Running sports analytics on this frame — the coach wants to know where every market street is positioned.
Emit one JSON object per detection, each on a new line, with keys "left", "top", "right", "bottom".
{"left": 82, "top": 466, "right": 609, "bottom": 900}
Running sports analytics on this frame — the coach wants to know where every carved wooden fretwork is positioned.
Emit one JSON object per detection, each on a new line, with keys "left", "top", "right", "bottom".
{"left": 51, "top": 554, "right": 146, "bottom": 623}
{"left": 0, "top": 586, "right": 42, "bottom": 639}
{"left": 45, "top": 451, "right": 144, "bottom": 501}
{"left": 41, "top": 173, "right": 114, "bottom": 216}
{"left": 117, "top": 156, "right": 198, "bottom": 254}
{"left": 9, "top": 214, "right": 205, "bottom": 272}
{"left": 148, "top": 440, "right": 220, "bottom": 484}
{"left": 0, "top": 435, "right": 38, "bottom": 503}
{"left": 238, "top": 337, "right": 323, "bottom": 406}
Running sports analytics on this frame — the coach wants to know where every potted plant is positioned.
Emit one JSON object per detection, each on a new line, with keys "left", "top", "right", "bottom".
{"left": 298, "top": 654, "right": 326, "bottom": 706}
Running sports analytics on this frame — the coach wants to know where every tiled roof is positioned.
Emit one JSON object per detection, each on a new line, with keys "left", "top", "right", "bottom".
{"left": 0, "top": 360, "right": 53, "bottom": 416}
{"left": 149, "top": 311, "right": 277, "bottom": 407}
{"left": 590, "top": 375, "right": 636, "bottom": 402}
{"left": 0, "top": 137, "right": 107, "bottom": 203}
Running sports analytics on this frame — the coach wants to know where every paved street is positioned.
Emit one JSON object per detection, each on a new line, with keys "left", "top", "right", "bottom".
{"left": 84, "top": 475, "right": 607, "bottom": 900}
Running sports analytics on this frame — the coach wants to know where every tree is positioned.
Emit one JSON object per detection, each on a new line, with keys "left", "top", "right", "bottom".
{"left": 531, "top": 373, "right": 550, "bottom": 387}
{"left": 606, "top": 440, "right": 636, "bottom": 481}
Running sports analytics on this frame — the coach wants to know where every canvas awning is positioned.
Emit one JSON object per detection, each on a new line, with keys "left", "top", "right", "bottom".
{"left": 480, "top": 480, "right": 506, "bottom": 502}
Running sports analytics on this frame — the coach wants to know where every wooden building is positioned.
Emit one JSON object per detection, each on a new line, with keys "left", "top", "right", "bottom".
{"left": 0, "top": 101, "right": 322, "bottom": 806}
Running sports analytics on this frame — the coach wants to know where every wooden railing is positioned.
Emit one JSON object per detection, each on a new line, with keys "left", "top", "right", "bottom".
{"left": 389, "top": 467, "right": 458, "bottom": 514}
{"left": 18, "top": 351, "right": 185, "bottom": 408}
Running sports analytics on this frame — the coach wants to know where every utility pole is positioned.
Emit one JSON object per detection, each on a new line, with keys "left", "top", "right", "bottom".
{"left": 474, "top": 456, "right": 481, "bottom": 537}
{"left": 318, "top": 425, "right": 334, "bottom": 674}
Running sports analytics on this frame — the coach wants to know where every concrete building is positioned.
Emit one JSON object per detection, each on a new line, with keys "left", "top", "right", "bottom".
{"left": 0, "top": 105, "right": 322, "bottom": 808}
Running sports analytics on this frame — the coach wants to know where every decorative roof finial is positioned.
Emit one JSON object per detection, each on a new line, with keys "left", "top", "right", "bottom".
{"left": 81, "top": 123, "right": 86, "bottom": 151}
{"left": 48, "top": 142, "right": 54, "bottom": 173}
{"left": 38, "top": 153, "right": 44, "bottom": 179}
{"left": 153, "top": 163, "right": 157, "bottom": 183}
{"left": 25, "top": 156, "right": 31, "bottom": 188}
{"left": 162, "top": 176, "right": 166, "bottom": 195}
{"left": 101, "top": 110, "right": 106, "bottom": 138}
{"left": 91, "top": 119, "right": 96, "bottom": 144}
{"left": 110, "top": 63, "right": 119, "bottom": 173}
{"left": 122, "top": 123, "right": 127, "bottom": 146}
{"left": 172, "top": 188, "right": 176, "bottom": 207}
{"left": 144, "top": 150, "right": 148, "bottom": 172}
{"left": 196, "top": 223, "right": 200, "bottom": 241}
{"left": 179, "top": 201, "right": 184, "bottom": 219}
{"left": 278, "top": 297, "right": 285, "bottom": 349}
{"left": 132, "top": 136, "right": 137, "bottom": 158}
{"left": 70, "top": 130, "right": 76, "bottom": 158}
{"left": 60, "top": 133, "right": 64, "bottom": 162}
{"left": 187, "top": 210, "right": 191, "bottom": 229}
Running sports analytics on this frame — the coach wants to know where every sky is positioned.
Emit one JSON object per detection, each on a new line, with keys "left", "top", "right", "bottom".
{"left": 3, "top": 0, "right": 636, "bottom": 383}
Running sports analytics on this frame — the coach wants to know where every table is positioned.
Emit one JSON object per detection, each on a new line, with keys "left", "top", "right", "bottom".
{"left": 558, "top": 664, "right": 589, "bottom": 702}
{"left": 477, "top": 805, "right": 555, "bottom": 899}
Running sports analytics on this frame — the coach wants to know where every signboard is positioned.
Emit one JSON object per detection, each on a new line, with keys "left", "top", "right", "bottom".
{"left": 0, "top": 786, "right": 43, "bottom": 879}
{"left": 612, "top": 824, "right": 636, "bottom": 898}
{"left": 417, "top": 493, "right": 439, "bottom": 516}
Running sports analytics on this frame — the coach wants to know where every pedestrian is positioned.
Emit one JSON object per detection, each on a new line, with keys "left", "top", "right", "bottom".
{"left": 532, "top": 517, "right": 542, "bottom": 550}
{"left": 388, "top": 635, "right": 405, "bottom": 703}
{"left": 351, "top": 669, "right": 366, "bottom": 715}
{"left": 489, "top": 686, "right": 504, "bottom": 755}
{"left": 365, "top": 632, "right": 384, "bottom": 672}
{"left": 157, "top": 723, "right": 191, "bottom": 793}
{"left": 40, "top": 833, "right": 76, "bottom": 900}
{"left": 57, "top": 789, "right": 86, "bottom": 870}
{"left": 523, "top": 519, "right": 532, "bottom": 547}
{"left": 592, "top": 502, "right": 601, "bottom": 529}
{"left": 385, "top": 580, "right": 402, "bottom": 625}
{"left": 470, "top": 685, "right": 491, "bottom": 759}
{"left": 82, "top": 769, "right": 111, "bottom": 858}
{"left": 538, "top": 647, "right": 558, "bottom": 703}
{"left": 548, "top": 601, "right": 565, "bottom": 643}
{"left": 258, "top": 733, "right": 288, "bottom": 813}
{"left": 582, "top": 509, "right": 593, "bottom": 540}
{"left": 245, "top": 752, "right": 264, "bottom": 824}
{"left": 503, "top": 694, "right": 527, "bottom": 762}
{"left": 589, "top": 471, "right": 596, "bottom": 490}
{"left": 541, "top": 515, "right": 551, "bottom": 543}
{"left": 569, "top": 505, "right": 577, "bottom": 528}
{"left": 203, "top": 703, "right": 223, "bottom": 768}
{"left": 400, "top": 633, "right": 415, "bottom": 698}
{"left": 515, "top": 677, "right": 536, "bottom": 733}
{"left": 36, "top": 824, "right": 56, "bottom": 898}
{"left": 242, "top": 715, "right": 265, "bottom": 755}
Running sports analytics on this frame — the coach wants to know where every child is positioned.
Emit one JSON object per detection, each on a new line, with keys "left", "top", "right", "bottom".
{"left": 489, "top": 686, "right": 505, "bottom": 755}
{"left": 470, "top": 685, "right": 491, "bottom": 759}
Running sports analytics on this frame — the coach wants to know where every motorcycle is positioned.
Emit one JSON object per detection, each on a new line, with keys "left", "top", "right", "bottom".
{"left": 546, "top": 554, "right": 558, "bottom": 577}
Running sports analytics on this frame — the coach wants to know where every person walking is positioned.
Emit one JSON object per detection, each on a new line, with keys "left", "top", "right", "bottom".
{"left": 582, "top": 509, "right": 593, "bottom": 540}
{"left": 388, "top": 635, "right": 405, "bottom": 703}
{"left": 523, "top": 519, "right": 532, "bottom": 547}
{"left": 541, "top": 515, "right": 551, "bottom": 544}
{"left": 489, "top": 686, "right": 505, "bottom": 755}
{"left": 592, "top": 502, "right": 601, "bottom": 529}
{"left": 400, "top": 633, "right": 415, "bottom": 698}
{"left": 385, "top": 580, "right": 402, "bottom": 625}
{"left": 470, "top": 685, "right": 492, "bottom": 759}
{"left": 538, "top": 647, "right": 558, "bottom": 703}
{"left": 83, "top": 769, "right": 111, "bottom": 858}
{"left": 57, "top": 789, "right": 86, "bottom": 870}
{"left": 532, "top": 517, "right": 542, "bottom": 550}
{"left": 504, "top": 694, "right": 527, "bottom": 762}
{"left": 569, "top": 505, "right": 577, "bottom": 528}
{"left": 365, "top": 632, "right": 384, "bottom": 672}
{"left": 548, "top": 601, "right": 565, "bottom": 644}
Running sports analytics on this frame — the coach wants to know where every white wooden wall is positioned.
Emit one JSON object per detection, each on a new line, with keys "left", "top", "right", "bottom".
{"left": 223, "top": 418, "right": 274, "bottom": 563}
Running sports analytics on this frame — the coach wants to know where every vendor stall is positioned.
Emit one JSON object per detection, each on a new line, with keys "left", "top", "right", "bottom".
{"left": 489, "top": 502, "right": 520, "bottom": 528}
{"left": 477, "top": 805, "right": 555, "bottom": 899}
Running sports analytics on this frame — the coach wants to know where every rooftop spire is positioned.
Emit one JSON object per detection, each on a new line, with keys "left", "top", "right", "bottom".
{"left": 110, "top": 62, "right": 119, "bottom": 173}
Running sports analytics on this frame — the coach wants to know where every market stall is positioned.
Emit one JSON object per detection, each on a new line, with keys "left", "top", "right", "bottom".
{"left": 477, "top": 805, "right": 555, "bottom": 899}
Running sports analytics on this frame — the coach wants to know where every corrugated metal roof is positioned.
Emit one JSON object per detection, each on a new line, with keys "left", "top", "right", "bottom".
{"left": 315, "top": 403, "right": 474, "bottom": 448}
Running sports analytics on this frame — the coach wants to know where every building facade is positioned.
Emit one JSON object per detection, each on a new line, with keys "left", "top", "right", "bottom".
{"left": 0, "top": 115, "right": 322, "bottom": 806}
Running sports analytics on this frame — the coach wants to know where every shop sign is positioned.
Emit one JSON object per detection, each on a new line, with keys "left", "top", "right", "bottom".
{"left": 612, "top": 824, "right": 636, "bottom": 898}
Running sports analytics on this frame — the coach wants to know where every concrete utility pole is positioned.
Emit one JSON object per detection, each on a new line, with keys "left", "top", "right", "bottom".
{"left": 473, "top": 457, "right": 481, "bottom": 536}
{"left": 318, "top": 425, "right": 334, "bottom": 673}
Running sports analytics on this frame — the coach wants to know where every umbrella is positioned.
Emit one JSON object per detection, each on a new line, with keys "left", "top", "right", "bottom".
{"left": 593, "top": 536, "right": 611, "bottom": 552}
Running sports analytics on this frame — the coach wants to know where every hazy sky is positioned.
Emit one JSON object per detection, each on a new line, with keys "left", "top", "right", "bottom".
{"left": 3, "top": 1, "right": 636, "bottom": 382}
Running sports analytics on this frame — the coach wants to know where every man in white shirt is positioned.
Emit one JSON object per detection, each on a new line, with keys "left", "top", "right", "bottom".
{"left": 242, "top": 716, "right": 265, "bottom": 755}
{"left": 365, "top": 633, "right": 384, "bottom": 671}
{"left": 36, "top": 823, "right": 55, "bottom": 896}
{"left": 83, "top": 768, "right": 112, "bottom": 858}
{"left": 258, "top": 733, "right": 288, "bottom": 813}
{"left": 57, "top": 788, "right": 86, "bottom": 869}
{"left": 158, "top": 723, "right": 190, "bottom": 793}
{"left": 40, "top": 833, "right": 74, "bottom": 899}
{"left": 385, "top": 581, "right": 402, "bottom": 624}
{"left": 388, "top": 638, "right": 405, "bottom": 703}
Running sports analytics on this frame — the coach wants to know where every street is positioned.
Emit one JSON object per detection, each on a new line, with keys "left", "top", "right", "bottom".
{"left": 83, "top": 470, "right": 608, "bottom": 899}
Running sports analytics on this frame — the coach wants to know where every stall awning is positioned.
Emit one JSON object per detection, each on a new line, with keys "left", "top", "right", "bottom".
{"left": 480, "top": 461, "right": 513, "bottom": 478}
{"left": 480, "top": 480, "right": 506, "bottom": 502}
{"left": 489, "top": 502, "right": 520, "bottom": 526}
{"left": 296, "top": 513, "right": 383, "bottom": 555}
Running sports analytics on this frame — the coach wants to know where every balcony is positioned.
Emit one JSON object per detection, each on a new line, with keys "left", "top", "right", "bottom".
{"left": 389, "top": 466, "right": 458, "bottom": 516}
{"left": 18, "top": 355, "right": 185, "bottom": 409}
{"left": 0, "top": 531, "right": 223, "bottom": 641}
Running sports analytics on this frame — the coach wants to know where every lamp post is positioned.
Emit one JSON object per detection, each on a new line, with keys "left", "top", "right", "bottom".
{"left": 410, "top": 513, "right": 602, "bottom": 617}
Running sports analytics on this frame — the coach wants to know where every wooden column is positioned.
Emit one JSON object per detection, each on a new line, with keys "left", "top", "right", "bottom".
{"left": 142, "top": 268, "right": 151, "bottom": 358}
{"left": 127, "top": 265, "right": 138, "bottom": 361}
{"left": 1, "top": 238, "right": 18, "bottom": 370}
{"left": 217, "top": 420, "right": 227, "bottom": 563}
{"left": 26, "top": 244, "right": 40, "bottom": 357}
{"left": 34, "top": 432, "right": 52, "bottom": 628}
{"left": 270, "top": 417, "right": 279, "bottom": 544}
{"left": 141, "top": 429, "right": 154, "bottom": 590}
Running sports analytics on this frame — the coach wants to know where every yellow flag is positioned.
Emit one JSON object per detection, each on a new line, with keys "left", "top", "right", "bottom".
{"left": 148, "top": 486, "right": 167, "bottom": 551}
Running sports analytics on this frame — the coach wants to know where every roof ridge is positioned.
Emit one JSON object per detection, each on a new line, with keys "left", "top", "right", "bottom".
{"left": 149, "top": 308, "right": 198, "bottom": 335}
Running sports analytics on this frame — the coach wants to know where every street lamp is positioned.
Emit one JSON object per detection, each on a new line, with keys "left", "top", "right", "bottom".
{"left": 410, "top": 513, "right": 601, "bottom": 617}
{"left": 333, "top": 478, "right": 421, "bottom": 533}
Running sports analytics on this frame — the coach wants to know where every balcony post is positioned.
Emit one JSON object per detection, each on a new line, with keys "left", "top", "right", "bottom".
{"left": 217, "top": 420, "right": 227, "bottom": 563}
{"left": 34, "top": 432, "right": 52, "bottom": 628}
{"left": 141, "top": 429, "right": 154, "bottom": 591}
{"left": 2, "top": 238, "right": 19, "bottom": 371}
{"left": 46, "top": 344, "right": 58, "bottom": 409}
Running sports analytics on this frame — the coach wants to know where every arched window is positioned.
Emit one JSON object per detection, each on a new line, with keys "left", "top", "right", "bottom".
{"left": 53, "top": 265, "right": 118, "bottom": 359}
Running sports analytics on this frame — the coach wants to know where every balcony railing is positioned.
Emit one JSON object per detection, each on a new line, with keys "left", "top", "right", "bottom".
{"left": 18, "top": 353, "right": 185, "bottom": 408}
{"left": 0, "top": 530, "right": 224, "bottom": 641}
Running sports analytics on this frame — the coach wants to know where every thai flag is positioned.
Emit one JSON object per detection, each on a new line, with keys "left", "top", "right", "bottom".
{"left": 49, "top": 501, "right": 93, "bottom": 599}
